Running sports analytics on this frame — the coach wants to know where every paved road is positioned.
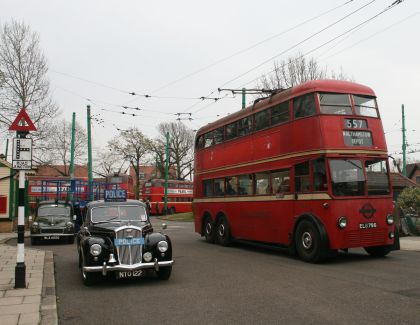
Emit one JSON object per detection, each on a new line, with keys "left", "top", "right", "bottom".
{"left": 9, "top": 220, "right": 420, "bottom": 324}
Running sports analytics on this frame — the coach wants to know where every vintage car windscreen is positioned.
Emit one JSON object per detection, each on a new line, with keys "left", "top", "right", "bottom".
{"left": 36, "top": 215, "right": 69, "bottom": 225}
{"left": 91, "top": 205, "right": 147, "bottom": 223}
{"left": 38, "top": 206, "right": 70, "bottom": 217}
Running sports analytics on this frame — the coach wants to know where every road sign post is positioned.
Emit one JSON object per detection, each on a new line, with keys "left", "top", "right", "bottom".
{"left": 9, "top": 108, "right": 36, "bottom": 289}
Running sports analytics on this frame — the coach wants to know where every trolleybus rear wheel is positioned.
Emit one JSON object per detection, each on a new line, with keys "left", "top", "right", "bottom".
{"left": 216, "top": 216, "right": 232, "bottom": 246}
{"left": 203, "top": 216, "right": 215, "bottom": 243}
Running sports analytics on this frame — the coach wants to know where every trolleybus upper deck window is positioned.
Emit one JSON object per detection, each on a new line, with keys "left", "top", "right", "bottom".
{"left": 294, "top": 93, "right": 316, "bottom": 119}
{"left": 353, "top": 95, "right": 378, "bottom": 117}
{"left": 319, "top": 93, "right": 352, "bottom": 115}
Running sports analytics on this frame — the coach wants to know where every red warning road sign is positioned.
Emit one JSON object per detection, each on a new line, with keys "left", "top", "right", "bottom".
{"left": 8, "top": 108, "right": 37, "bottom": 132}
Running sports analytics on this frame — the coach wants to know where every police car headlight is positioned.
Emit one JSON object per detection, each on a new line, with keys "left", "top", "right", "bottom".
{"left": 386, "top": 214, "right": 394, "bottom": 225}
{"left": 90, "top": 244, "right": 102, "bottom": 256}
{"left": 66, "top": 222, "right": 74, "bottom": 230}
{"left": 338, "top": 216, "right": 347, "bottom": 229}
{"left": 157, "top": 241, "right": 168, "bottom": 252}
{"left": 143, "top": 252, "right": 153, "bottom": 262}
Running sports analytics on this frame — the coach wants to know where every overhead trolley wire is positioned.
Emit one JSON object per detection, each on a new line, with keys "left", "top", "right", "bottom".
{"left": 183, "top": 0, "right": 378, "bottom": 115}
{"left": 50, "top": 0, "right": 356, "bottom": 103}
{"left": 217, "top": 0, "right": 378, "bottom": 89}
{"left": 236, "top": 0, "right": 406, "bottom": 91}
{"left": 319, "top": 11, "right": 420, "bottom": 61}
{"left": 148, "top": 0, "right": 358, "bottom": 94}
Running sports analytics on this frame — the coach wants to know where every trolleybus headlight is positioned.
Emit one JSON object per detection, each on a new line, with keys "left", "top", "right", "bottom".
{"left": 389, "top": 232, "right": 395, "bottom": 239}
{"left": 157, "top": 240, "right": 168, "bottom": 252}
{"left": 90, "top": 244, "right": 102, "bottom": 256}
{"left": 143, "top": 252, "right": 153, "bottom": 262}
{"left": 386, "top": 214, "right": 394, "bottom": 225}
{"left": 338, "top": 216, "right": 348, "bottom": 229}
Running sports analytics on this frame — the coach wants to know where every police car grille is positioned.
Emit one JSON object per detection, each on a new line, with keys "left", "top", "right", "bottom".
{"left": 115, "top": 228, "right": 143, "bottom": 265}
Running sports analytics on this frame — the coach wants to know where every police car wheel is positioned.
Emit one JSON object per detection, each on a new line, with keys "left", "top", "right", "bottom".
{"left": 156, "top": 266, "right": 172, "bottom": 280}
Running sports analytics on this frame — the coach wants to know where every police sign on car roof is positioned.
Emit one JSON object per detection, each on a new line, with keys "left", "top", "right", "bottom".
{"left": 104, "top": 189, "right": 127, "bottom": 202}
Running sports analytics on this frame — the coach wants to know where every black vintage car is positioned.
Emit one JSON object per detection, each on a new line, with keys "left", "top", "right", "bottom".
{"left": 30, "top": 200, "right": 76, "bottom": 245}
{"left": 77, "top": 198, "right": 174, "bottom": 286}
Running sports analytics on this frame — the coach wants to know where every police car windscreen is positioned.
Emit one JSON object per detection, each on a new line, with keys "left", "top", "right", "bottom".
{"left": 92, "top": 205, "right": 147, "bottom": 223}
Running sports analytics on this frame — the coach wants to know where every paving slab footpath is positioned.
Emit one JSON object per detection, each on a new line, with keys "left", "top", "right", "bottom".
{"left": 0, "top": 233, "right": 57, "bottom": 325}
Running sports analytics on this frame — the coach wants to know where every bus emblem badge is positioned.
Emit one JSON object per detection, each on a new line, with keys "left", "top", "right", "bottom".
{"left": 359, "top": 203, "right": 376, "bottom": 219}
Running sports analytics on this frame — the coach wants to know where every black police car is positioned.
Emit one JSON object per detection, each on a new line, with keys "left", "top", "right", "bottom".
{"left": 30, "top": 200, "right": 76, "bottom": 245}
{"left": 77, "top": 190, "right": 174, "bottom": 286}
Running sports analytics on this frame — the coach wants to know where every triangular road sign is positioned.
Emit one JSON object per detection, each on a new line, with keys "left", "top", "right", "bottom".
{"left": 9, "top": 108, "right": 37, "bottom": 132}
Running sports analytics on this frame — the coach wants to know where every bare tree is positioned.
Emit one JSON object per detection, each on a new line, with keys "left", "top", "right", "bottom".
{"left": 94, "top": 150, "right": 128, "bottom": 178}
{"left": 34, "top": 119, "right": 87, "bottom": 175}
{"left": 0, "top": 20, "right": 58, "bottom": 142}
{"left": 258, "top": 53, "right": 353, "bottom": 90}
{"left": 152, "top": 122, "right": 194, "bottom": 181}
{"left": 108, "top": 127, "right": 152, "bottom": 199}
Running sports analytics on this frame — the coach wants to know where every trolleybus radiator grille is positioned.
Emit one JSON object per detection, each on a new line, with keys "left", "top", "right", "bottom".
{"left": 345, "top": 229, "right": 386, "bottom": 247}
{"left": 115, "top": 228, "right": 143, "bottom": 265}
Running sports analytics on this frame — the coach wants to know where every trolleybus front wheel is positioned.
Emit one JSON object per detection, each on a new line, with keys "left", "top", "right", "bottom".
{"left": 295, "top": 220, "right": 324, "bottom": 263}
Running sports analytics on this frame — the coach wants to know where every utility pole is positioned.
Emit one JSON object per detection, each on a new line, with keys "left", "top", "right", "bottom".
{"left": 87, "top": 105, "right": 93, "bottom": 200}
{"left": 164, "top": 132, "right": 169, "bottom": 215}
{"left": 242, "top": 88, "right": 246, "bottom": 109}
{"left": 69, "top": 112, "right": 76, "bottom": 201}
{"left": 402, "top": 104, "right": 406, "bottom": 176}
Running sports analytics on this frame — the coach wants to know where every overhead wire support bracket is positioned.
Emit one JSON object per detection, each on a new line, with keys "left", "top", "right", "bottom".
{"left": 218, "top": 88, "right": 282, "bottom": 95}
{"left": 175, "top": 112, "right": 193, "bottom": 121}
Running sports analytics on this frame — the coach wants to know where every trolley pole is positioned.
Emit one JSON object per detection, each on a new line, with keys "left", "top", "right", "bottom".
{"left": 242, "top": 88, "right": 246, "bottom": 109}
{"left": 87, "top": 105, "right": 93, "bottom": 200}
{"left": 164, "top": 132, "right": 170, "bottom": 215}
{"left": 401, "top": 104, "right": 406, "bottom": 176}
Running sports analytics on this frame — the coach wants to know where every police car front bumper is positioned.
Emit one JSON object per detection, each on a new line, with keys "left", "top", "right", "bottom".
{"left": 83, "top": 259, "right": 174, "bottom": 276}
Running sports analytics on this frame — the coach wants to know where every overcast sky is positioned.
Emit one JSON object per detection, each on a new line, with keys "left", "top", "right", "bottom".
{"left": 1, "top": 0, "right": 419, "bottom": 162}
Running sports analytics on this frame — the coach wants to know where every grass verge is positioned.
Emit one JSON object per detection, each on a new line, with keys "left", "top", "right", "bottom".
{"left": 158, "top": 212, "right": 194, "bottom": 222}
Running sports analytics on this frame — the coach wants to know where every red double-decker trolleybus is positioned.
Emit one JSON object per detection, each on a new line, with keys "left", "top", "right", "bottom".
{"left": 143, "top": 179, "right": 193, "bottom": 215}
{"left": 193, "top": 80, "right": 399, "bottom": 263}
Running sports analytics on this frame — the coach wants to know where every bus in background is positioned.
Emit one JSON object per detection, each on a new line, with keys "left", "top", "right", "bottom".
{"left": 105, "top": 174, "right": 135, "bottom": 199}
{"left": 193, "top": 79, "right": 399, "bottom": 263}
{"left": 143, "top": 179, "right": 193, "bottom": 215}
